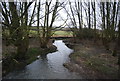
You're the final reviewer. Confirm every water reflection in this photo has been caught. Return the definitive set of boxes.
[4,40,82,79]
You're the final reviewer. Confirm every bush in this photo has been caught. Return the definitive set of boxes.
[75,28,99,39]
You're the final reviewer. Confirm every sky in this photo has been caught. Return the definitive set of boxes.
[1,0,119,29]
[30,0,103,29]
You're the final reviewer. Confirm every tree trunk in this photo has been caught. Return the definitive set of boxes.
[92,2,96,41]
[111,2,116,40]
[40,0,59,48]
[88,2,91,29]
[9,2,29,60]
[24,2,29,56]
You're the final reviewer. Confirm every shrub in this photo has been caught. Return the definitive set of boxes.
[75,28,100,39]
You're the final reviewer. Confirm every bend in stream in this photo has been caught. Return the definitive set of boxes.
[4,40,82,79]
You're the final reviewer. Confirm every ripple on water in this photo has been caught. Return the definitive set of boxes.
[4,40,82,79]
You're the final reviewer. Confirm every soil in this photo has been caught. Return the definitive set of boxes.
[2,38,56,59]
[2,37,57,76]
[63,38,119,79]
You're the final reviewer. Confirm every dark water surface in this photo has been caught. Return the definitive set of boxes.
[4,40,82,79]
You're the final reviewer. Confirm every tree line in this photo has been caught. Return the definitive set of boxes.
[1,0,120,67]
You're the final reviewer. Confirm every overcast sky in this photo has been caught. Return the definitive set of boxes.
[1,0,119,29]
[29,0,104,29]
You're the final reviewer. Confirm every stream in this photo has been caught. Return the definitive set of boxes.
[4,40,82,79]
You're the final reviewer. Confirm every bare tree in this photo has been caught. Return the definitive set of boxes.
[91,2,96,41]
[88,2,91,29]
[1,1,34,60]
[36,0,65,48]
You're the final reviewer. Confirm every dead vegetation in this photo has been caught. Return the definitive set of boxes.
[64,39,119,79]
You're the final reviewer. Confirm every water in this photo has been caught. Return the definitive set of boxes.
[4,40,82,79]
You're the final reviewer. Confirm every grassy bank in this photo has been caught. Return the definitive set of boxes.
[2,39,57,76]
[53,31,73,37]
[64,39,119,79]
[29,30,73,37]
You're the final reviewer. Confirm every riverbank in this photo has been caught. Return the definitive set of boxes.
[2,38,57,76]
[3,40,82,79]
[63,39,119,79]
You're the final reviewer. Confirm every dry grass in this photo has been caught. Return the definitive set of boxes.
[65,39,119,79]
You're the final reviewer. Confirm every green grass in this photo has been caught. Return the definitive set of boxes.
[29,30,38,37]
[53,31,73,37]
[70,47,118,78]
[85,57,118,77]
[3,29,73,37]
[29,30,73,37]
[70,50,92,61]
[26,47,57,64]
[25,48,43,64]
